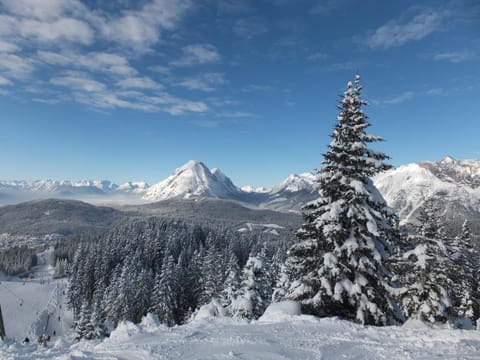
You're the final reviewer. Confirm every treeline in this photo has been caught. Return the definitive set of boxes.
[0,245,38,275]
[65,218,291,340]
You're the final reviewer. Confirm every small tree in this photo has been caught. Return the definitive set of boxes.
[280,75,401,325]
[231,255,268,319]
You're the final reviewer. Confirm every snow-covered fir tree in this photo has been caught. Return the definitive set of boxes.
[395,197,453,323]
[220,247,241,309]
[450,220,480,326]
[75,301,94,341]
[279,75,401,325]
[149,255,178,326]
[231,255,269,319]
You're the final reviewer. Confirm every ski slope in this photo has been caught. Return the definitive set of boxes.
[0,248,73,342]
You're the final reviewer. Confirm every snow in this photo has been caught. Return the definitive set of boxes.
[194,299,226,321]
[237,223,284,235]
[2,311,480,359]
[258,301,301,322]
[0,248,73,342]
[240,185,270,193]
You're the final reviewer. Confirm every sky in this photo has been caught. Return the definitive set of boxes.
[0,0,479,188]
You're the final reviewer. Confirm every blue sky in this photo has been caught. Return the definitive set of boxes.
[0,0,479,187]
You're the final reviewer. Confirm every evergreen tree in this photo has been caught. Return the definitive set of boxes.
[149,255,178,326]
[281,75,400,325]
[396,197,453,323]
[450,220,480,326]
[221,249,241,309]
[75,301,94,341]
[232,255,269,319]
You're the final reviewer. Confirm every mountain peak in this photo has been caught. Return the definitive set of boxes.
[440,155,455,164]
[143,161,240,201]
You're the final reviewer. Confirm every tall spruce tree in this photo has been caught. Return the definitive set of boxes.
[281,75,400,325]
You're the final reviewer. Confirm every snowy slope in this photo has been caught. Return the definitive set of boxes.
[1,309,480,359]
[143,160,242,201]
[0,248,73,342]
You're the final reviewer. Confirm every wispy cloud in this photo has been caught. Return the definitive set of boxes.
[432,51,472,63]
[376,87,445,106]
[383,91,415,105]
[97,0,192,52]
[0,53,34,79]
[51,73,106,93]
[364,9,446,49]
[0,40,20,53]
[1,0,86,20]
[19,18,94,44]
[37,51,137,76]
[171,44,221,67]
[116,77,163,90]
[177,73,226,92]
[0,75,12,86]
[242,84,275,92]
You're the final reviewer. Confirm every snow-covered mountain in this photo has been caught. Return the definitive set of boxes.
[2,157,480,234]
[374,156,480,234]
[0,179,149,204]
[255,173,319,212]
[142,160,242,201]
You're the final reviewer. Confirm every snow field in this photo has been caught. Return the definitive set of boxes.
[1,303,480,359]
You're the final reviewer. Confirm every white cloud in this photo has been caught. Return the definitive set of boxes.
[117,77,163,90]
[0,53,34,78]
[50,73,106,92]
[0,14,19,36]
[38,51,137,76]
[383,91,415,105]
[171,44,221,66]
[0,75,12,86]
[365,10,445,49]
[178,73,226,92]
[166,101,208,115]
[0,40,19,53]
[99,0,192,51]
[19,18,94,45]
[1,0,86,20]
[432,51,472,63]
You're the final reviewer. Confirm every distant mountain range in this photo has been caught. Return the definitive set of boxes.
[2,157,480,237]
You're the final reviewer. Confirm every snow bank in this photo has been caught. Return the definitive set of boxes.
[194,299,226,321]
[258,301,302,322]
[108,321,141,341]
